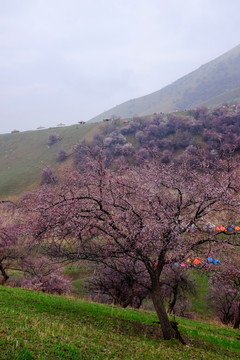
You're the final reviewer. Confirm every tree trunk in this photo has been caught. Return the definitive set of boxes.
[233,302,240,329]
[167,284,178,314]
[0,264,9,285]
[135,297,143,309]
[122,282,134,308]
[151,279,178,340]
[151,281,186,343]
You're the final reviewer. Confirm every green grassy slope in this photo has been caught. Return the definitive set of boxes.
[89,44,240,122]
[189,272,211,319]
[0,123,98,199]
[0,286,239,360]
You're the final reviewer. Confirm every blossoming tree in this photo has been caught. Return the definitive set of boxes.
[20,150,240,341]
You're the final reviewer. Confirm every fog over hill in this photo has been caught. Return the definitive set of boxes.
[89,44,240,122]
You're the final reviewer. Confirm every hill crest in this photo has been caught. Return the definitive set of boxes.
[88,44,240,122]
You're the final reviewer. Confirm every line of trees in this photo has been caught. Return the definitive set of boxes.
[73,105,240,168]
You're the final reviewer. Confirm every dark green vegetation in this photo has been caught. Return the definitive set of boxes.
[0,286,239,360]
[89,44,240,122]
[0,123,98,198]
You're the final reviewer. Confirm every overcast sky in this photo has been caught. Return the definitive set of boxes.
[0,0,240,134]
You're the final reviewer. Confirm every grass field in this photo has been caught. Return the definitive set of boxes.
[0,123,99,199]
[0,286,239,360]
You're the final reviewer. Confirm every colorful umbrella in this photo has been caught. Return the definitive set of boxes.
[193,257,202,265]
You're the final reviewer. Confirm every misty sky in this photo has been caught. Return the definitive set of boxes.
[0,0,240,134]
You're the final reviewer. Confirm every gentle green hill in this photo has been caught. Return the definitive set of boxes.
[89,44,240,122]
[0,286,239,359]
[0,123,98,199]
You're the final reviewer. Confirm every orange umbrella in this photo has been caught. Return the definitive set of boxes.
[193,257,202,265]
[216,225,226,231]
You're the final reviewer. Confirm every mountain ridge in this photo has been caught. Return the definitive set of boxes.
[88,44,240,122]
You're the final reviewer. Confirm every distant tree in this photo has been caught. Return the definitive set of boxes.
[0,207,38,287]
[190,106,209,120]
[0,198,32,286]
[0,202,72,294]
[40,166,57,185]
[134,147,151,165]
[135,130,145,145]
[121,143,134,157]
[207,278,237,325]
[207,264,240,328]
[161,267,196,316]
[19,255,72,295]
[147,124,160,138]
[103,131,127,148]
[91,258,150,308]
[120,126,133,136]
[57,149,68,162]
[0,222,19,285]
[161,150,172,164]
[47,133,59,146]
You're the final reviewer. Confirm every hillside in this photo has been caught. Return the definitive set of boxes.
[0,123,98,199]
[1,104,240,199]
[0,286,239,359]
[88,44,240,122]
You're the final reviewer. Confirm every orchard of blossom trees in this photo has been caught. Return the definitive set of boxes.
[1,106,240,342]
[73,104,240,168]
[18,146,240,341]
